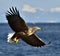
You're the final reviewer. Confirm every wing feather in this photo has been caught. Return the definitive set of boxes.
[15,33,46,47]
[9,32,46,47]
[21,34,46,47]
[6,7,28,32]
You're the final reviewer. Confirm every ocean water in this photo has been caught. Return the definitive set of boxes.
[0,23,60,56]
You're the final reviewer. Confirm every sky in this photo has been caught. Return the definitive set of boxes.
[0,0,60,23]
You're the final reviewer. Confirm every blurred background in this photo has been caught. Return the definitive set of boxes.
[0,0,60,23]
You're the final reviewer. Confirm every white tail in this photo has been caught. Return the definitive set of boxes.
[7,32,15,43]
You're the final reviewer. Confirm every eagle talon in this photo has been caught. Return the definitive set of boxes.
[13,37,19,43]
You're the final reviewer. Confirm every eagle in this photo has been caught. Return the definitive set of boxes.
[6,7,46,47]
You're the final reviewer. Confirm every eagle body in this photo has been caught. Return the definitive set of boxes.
[6,7,46,47]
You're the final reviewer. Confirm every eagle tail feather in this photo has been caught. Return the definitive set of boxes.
[7,32,15,43]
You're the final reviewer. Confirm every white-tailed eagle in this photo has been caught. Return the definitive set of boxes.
[6,7,46,47]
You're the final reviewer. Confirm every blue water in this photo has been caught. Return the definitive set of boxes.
[0,23,60,56]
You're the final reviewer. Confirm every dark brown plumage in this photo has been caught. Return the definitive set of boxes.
[6,7,28,32]
[6,7,46,47]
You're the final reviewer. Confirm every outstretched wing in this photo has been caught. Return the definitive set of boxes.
[12,33,46,47]
[6,7,28,32]
[8,32,46,47]
[21,34,46,47]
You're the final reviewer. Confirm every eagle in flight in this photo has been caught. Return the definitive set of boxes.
[6,7,46,47]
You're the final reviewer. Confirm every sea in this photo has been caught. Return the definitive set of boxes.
[0,23,60,56]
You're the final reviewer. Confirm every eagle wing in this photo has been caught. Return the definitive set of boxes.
[6,7,28,32]
[21,34,46,47]
[10,33,46,47]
